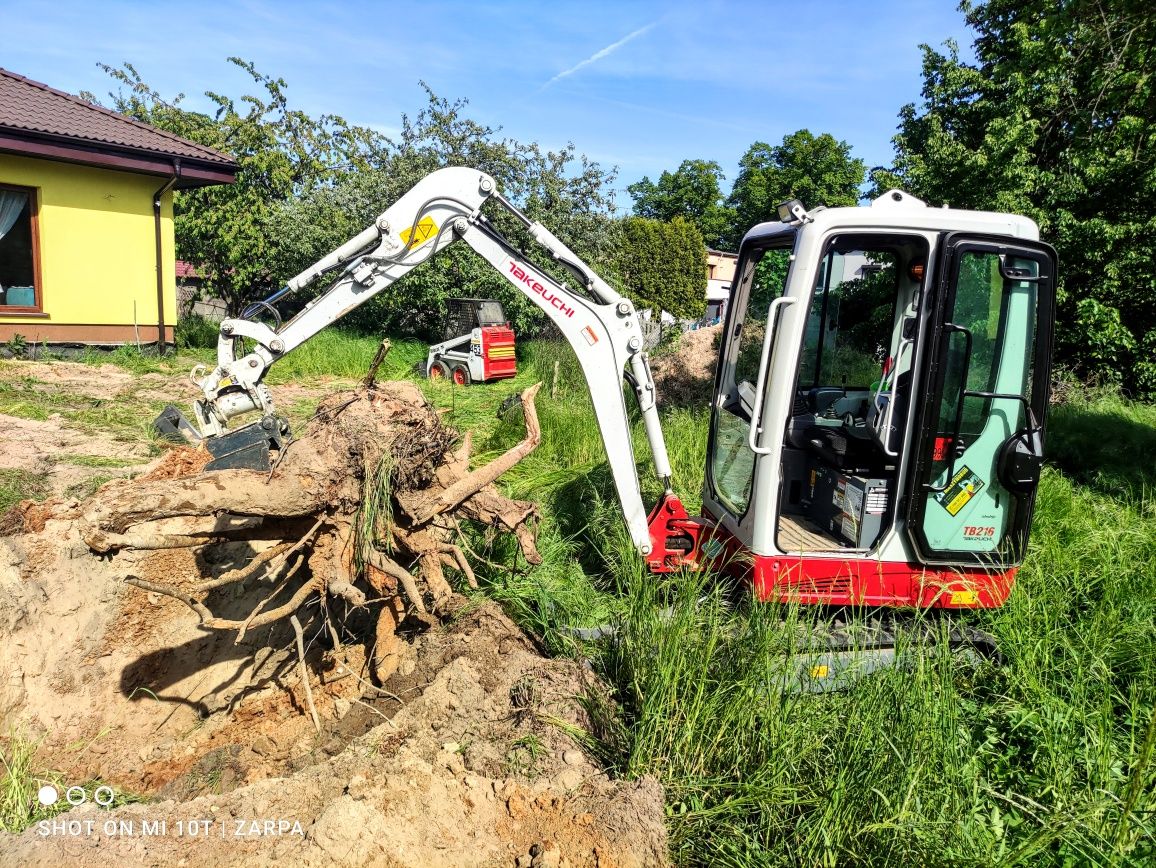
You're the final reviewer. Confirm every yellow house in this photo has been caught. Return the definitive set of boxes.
[0,68,236,346]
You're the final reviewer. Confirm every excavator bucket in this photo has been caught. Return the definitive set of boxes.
[200,418,286,471]
[153,405,202,445]
[153,406,288,472]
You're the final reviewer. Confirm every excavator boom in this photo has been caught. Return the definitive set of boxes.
[170,167,698,566]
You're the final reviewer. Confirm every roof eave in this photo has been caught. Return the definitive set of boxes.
[0,129,236,187]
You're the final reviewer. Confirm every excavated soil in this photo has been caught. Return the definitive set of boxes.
[0,361,668,867]
[649,325,721,408]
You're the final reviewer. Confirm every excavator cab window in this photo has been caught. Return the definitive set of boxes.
[906,237,1055,565]
[776,233,930,554]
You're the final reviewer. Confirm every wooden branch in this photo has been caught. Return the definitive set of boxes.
[291,615,321,734]
[93,526,262,552]
[124,575,214,623]
[458,490,542,565]
[222,573,318,633]
[196,541,292,591]
[362,338,392,388]
[439,543,477,588]
[327,580,367,607]
[236,554,305,644]
[420,551,453,606]
[399,383,542,525]
[198,515,324,592]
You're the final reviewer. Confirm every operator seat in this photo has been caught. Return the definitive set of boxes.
[803,421,878,471]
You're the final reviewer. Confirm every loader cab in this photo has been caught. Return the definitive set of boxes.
[704,193,1056,607]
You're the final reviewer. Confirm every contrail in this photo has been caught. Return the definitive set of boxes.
[541,21,658,89]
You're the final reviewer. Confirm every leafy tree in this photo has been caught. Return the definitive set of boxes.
[89,59,385,317]
[627,159,735,249]
[270,87,623,339]
[726,130,865,247]
[884,0,1156,391]
[615,216,707,319]
[93,65,623,340]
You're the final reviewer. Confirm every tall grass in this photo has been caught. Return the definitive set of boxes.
[0,734,65,833]
[491,344,1156,865]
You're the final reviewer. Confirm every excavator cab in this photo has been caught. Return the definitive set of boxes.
[704,191,1056,609]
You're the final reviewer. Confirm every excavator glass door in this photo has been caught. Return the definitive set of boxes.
[905,234,1055,566]
[708,240,794,517]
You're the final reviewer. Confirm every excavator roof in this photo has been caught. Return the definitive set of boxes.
[741,189,1040,249]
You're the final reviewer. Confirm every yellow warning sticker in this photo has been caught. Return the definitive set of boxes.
[399,216,438,247]
[810,664,830,679]
[950,590,979,606]
[934,465,985,517]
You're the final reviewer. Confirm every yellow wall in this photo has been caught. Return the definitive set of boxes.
[0,153,175,341]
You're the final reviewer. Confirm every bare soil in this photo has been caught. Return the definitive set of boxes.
[649,326,721,408]
[0,361,667,867]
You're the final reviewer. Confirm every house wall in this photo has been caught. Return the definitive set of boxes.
[0,153,175,343]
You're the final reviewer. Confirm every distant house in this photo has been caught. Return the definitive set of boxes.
[705,249,737,324]
[0,68,236,346]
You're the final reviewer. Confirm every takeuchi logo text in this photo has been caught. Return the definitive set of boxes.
[507,261,575,318]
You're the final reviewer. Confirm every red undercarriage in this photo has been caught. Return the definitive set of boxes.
[645,494,1015,609]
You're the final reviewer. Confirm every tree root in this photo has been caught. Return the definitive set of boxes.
[89,376,544,730]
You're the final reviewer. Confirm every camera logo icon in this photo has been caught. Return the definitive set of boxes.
[37,785,115,807]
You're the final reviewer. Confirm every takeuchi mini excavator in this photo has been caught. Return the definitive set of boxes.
[173,167,1055,629]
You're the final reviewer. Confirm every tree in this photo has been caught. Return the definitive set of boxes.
[615,216,707,319]
[627,159,735,249]
[270,87,623,339]
[885,0,1156,391]
[726,131,865,247]
[90,59,385,317]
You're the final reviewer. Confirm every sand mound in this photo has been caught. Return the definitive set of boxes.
[0,451,667,866]
[649,326,721,408]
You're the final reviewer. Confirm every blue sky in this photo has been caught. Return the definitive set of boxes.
[0,0,975,206]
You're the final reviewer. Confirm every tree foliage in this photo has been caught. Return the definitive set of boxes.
[626,159,735,249]
[726,131,865,247]
[270,86,623,339]
[92,64,624,339]
[885,0,1156,392]
[615,216,708,320]
[90,58,384,317]
[629,132,865,251]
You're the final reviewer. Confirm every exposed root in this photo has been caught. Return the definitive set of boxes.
[76,377,543,730]
[291,614,321,734]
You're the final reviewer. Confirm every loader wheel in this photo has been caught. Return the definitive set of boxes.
[451,365,472,386]
[429,360,450,380]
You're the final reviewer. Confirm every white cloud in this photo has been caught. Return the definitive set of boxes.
[540,20,658,90]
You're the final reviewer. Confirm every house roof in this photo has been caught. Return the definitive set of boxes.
[0,68,236,188]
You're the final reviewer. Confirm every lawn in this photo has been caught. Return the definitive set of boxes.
[1,334,1153,865]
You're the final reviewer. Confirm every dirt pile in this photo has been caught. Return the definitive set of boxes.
[0,379,668,866]
[649,325,721,408]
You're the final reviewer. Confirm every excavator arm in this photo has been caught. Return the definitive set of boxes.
[180,167,700,568]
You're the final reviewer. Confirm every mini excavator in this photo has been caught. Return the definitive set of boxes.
[158,167,1056,685]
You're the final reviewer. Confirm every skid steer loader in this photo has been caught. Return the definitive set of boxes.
[425,297,517,385]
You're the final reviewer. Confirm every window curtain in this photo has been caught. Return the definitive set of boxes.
[0,190,27,241]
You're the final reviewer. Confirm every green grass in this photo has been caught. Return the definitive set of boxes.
[4,328,1153,863]
[0,469,49,514]
[440,342,1156,865]
[0,734,66,833]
